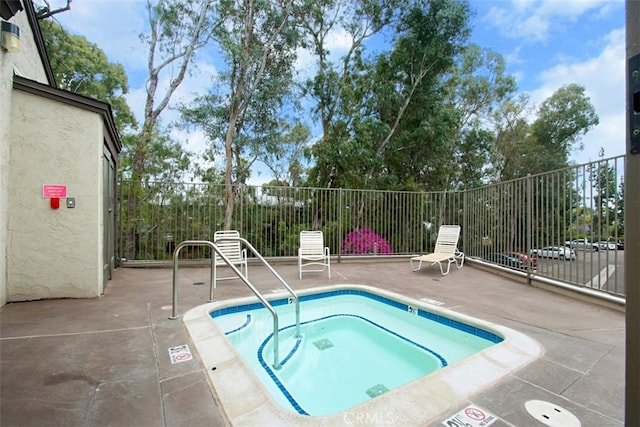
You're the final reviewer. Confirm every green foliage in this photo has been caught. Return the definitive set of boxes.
[490,94,535,181]
[305,0,472,191]
[448,44,517,129]
[302,0,399,189]
[181,0,307,229]
[533,84,599,152]
[454,128,494,189]
[489,85,598,182]
[119,127,192,182]
[589,155,624,238]
[40,19,136,132]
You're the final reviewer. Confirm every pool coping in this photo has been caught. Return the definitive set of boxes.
[183,284,543,426]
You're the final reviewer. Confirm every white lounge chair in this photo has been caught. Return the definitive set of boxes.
[410,225,464,275]
[214,230,248,282]
[298,230,331,279]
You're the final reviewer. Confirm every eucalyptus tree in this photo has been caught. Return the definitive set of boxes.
[589,149,623,238]
[489,85,599,250]
[261,121,311,186]
[301,0,399,189]
[39,19,136,132]
[489,94,535,181]
[122,0,223,259]
[119,128,192,183]
[368,0,472,241]
[445,45,517,188]
[530,83,599,172]
[134,0,223,181]
[454,128,494,189]
[182,0,306,230]
[118,129,194,260]
[303,0,472,191]
[491,84,599,181]
[364,0,471,190]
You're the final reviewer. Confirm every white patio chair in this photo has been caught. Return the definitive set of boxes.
[298,230,331,279]
[214,230,248,282]
[410,225,464,275]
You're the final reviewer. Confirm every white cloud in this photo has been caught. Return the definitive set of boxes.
[170,127,208,156]
[536,0,622,18]
[483,0,622,42]
[571,112,625,164]
[294,26,354,79]
[48,0,149,72]
[526,28,625,162]
[325,27,353,51]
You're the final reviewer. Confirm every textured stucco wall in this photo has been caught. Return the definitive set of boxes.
[7,90,104,301]
[1,6,50,306]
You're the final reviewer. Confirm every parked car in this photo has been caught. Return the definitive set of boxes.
[564,239,599,251]
[505,251,537,269]
[595,241,617,250]
[484,253,525,269]
[531,246,576,260]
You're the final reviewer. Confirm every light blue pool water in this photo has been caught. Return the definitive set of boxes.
[211,289,503,416]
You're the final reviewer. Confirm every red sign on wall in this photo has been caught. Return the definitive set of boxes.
[42,185,67,198]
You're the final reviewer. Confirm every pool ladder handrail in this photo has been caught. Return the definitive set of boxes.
[216,236,301,339]
[169,239,300,370]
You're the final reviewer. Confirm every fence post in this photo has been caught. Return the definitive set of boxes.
[117,179,123,265]
[526,174,533,284]
[462,190,468,256]
[338,188,343,262]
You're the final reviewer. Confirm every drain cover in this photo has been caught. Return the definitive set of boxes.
[192,281,206,286]
[313,338,334,350]
[524,400,580,427]
[366,384,389,398]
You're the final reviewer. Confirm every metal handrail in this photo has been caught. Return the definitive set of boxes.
[216,236,301,338]
[169,240,283,369]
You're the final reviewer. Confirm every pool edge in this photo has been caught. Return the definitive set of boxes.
[182,284,543,426]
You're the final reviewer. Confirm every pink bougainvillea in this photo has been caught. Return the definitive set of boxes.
[341,227,393,255]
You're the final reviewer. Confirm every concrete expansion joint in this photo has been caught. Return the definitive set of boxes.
[160,369,205,386]
[161,375,207,397]
[0,325,151,340]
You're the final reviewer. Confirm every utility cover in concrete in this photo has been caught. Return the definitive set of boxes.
[524,400,580,427]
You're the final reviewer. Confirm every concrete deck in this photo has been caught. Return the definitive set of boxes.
[0,260,625,426]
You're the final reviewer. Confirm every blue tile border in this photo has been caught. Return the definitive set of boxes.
[257,335,310,416]
[279,337,302,366]
[214,288,504,416]
[223,314,251,335]
[256,313,447,416]
[212,289,503,344]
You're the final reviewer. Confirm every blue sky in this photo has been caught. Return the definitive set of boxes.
[43,0,627,184]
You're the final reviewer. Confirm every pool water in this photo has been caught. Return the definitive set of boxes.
[211,290,502,416]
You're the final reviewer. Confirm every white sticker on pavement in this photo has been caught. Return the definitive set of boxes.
[169,344,193,364]
[443,405,497,427]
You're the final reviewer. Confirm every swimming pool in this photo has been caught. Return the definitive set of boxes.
[184,285,541,425]
[211,290,502,416]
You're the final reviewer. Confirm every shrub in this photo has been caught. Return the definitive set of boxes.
[341,227,393,255]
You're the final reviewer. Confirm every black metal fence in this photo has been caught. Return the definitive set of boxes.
[119,155,625,297]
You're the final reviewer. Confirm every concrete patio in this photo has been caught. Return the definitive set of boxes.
[0,259,625,426]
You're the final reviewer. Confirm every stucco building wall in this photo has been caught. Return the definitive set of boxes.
[1,5,50,305]
[6,90,105,300]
